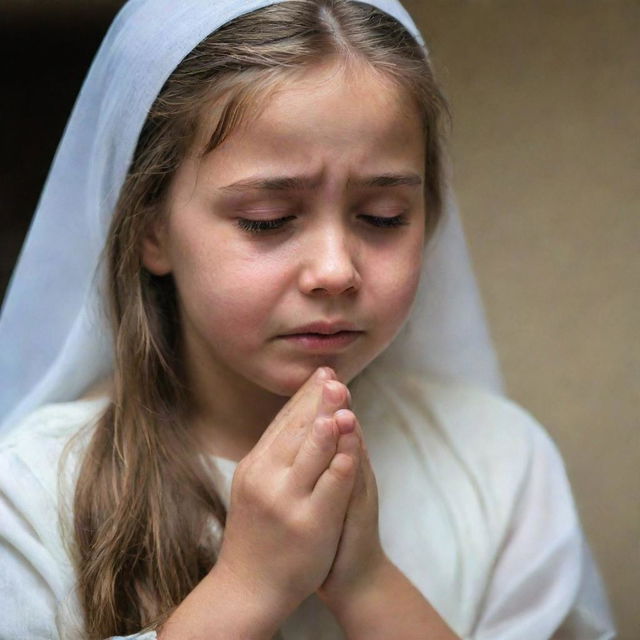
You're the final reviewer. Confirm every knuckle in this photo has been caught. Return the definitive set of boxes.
[234,463,265,500]
[331,455,354,480]
[329,466,347,482]
[303,440,328,464]
[283,509,313,541]
[311,419,333,447]
[299,432,332,465]
[258,492,282,520]
[236,472,283,517]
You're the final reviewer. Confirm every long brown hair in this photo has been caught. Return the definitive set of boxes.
[70,1,449,636]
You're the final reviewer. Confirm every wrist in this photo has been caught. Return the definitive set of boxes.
[207,560,296,635]
[320,558,459,640]
[318,552,392,622]
[159,560,294,640]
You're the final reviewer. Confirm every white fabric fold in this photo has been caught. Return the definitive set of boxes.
[0,373,615,638]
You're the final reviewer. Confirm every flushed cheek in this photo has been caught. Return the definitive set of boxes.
[191,262,286,341]
[370,256,423,337]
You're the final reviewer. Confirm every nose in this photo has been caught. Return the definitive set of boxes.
[298,224,362,296]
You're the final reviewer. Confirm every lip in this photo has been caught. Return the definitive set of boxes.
[281,320,360,336]
[280,331,362,351]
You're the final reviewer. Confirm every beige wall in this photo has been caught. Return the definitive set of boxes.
[403,1,639,637]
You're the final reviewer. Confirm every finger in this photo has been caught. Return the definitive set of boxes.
[289,416,339,494]
[268,378,350,467]
[311,431,360,519]
[316,380,351,419]
[334,410,368,499]
[253,367,333,456]
[333,408,357,435]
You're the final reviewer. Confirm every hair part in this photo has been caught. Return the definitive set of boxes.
[70,1,449,636]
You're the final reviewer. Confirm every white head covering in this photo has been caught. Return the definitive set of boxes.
[0,0,503,433]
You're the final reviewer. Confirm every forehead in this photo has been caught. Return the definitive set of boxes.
[189,61,425,186]
[259,60,420,131]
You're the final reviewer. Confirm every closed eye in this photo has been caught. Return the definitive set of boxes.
[235,213,409,234]
[360,214,409,228]
[236,216,296,233]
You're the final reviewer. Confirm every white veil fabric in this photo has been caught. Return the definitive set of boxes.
[0,0,503,434]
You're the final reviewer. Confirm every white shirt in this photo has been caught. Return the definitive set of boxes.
[0,369,616,639]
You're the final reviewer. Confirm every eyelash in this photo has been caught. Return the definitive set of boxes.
[237,216,296,233]
[236,214,409,234]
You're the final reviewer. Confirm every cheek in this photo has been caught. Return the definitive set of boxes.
[173,241,289,336]
[369,240,424,327]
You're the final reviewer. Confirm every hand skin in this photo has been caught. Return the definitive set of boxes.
[325,556,461,640]
[159,367,358,639]
[159,369,458,639]
[317,409,461,640]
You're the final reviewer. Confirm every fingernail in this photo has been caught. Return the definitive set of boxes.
[325,380,345,403]
[334,409,355,434]
[317,367,333,381]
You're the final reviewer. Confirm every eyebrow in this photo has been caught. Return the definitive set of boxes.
[219,173,423,193]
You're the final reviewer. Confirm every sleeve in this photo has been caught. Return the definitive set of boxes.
[0,447,65,639]
[470,424,616,640]
[0,447,158,640]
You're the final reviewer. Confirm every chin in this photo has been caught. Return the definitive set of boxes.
[257,360,351,397]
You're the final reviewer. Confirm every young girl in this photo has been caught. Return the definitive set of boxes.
[0,0,616,638]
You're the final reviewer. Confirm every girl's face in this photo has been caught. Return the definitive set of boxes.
[143,62,427,399]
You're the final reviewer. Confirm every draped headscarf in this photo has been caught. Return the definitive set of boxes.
[0,0,503,433]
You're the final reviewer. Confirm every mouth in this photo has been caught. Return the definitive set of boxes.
[279,330,362,351]
[282,320,360,336]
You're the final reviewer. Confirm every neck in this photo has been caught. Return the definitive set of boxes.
[185,349,289,463]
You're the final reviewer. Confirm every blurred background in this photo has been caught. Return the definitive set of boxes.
[1,1,638,638]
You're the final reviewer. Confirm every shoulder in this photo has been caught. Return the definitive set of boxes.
[0,399,108,637]
[356,367,558,457]
[353,367,568,515]
[0,397,109,508]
